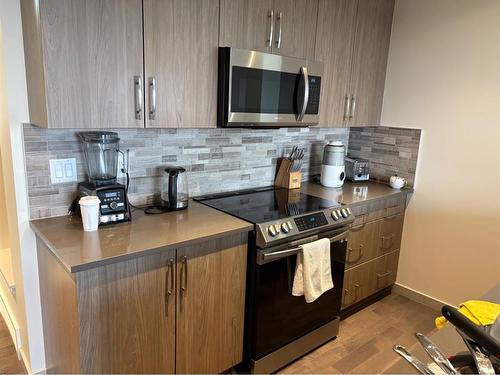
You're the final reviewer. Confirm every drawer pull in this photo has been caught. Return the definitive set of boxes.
[376,271,392,289]
[342,283,360,306]
[165,258,174,316]
[384,213,400,221]
[351,223,366,232]
[380,233,396,250]
[377,271,392,278]
[346,244,364,264]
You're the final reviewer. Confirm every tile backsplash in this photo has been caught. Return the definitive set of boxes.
[348,126,421,186]
[23,125,349,219]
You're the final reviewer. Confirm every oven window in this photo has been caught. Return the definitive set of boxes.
[231,66,299,114]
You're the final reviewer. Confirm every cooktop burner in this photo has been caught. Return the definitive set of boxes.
[196,187,340,224]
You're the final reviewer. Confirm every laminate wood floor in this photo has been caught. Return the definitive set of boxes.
[280,293,438,374]
[0,314,25,374]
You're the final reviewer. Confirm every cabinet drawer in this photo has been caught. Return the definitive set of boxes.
[368,251,399,294]
[341,262,370,309]
[346,221,377,269]
[366,195,405,222]
[376,213,404,256]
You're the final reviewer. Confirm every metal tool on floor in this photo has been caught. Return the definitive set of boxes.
[415,332,459,374]
[393,345,434,374]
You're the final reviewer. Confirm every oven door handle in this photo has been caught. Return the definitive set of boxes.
[260,230,349,263]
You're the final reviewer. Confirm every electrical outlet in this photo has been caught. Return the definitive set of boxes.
[49,158,77,184]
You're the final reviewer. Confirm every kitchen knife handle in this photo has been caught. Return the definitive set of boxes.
[442,305,500,358]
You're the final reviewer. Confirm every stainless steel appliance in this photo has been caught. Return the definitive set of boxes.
[196,187,354,373]
[161,167,188,210]
[345,156,370,181]
[320,141,346,188]
[218,47,323,127]
[78,132,130,224]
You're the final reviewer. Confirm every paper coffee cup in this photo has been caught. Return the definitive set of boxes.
[79,196,101,232]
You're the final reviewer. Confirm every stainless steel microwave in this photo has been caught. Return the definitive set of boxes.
[217,47,323,127]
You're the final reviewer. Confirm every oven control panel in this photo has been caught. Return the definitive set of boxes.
[256,207,354,248]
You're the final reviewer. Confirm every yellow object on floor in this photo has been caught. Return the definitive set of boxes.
[435,300,500,329]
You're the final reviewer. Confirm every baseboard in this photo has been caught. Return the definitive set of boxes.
[392,283,456,311]
[0,291,21,359]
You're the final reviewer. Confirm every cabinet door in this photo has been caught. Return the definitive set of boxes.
[77,250,176,373]
[143,0,219,128]
[368,251,399,294]
[176,233,247,373]
[342,262,370,309]
[376,213,404,256]
[346,220,377,269]
[40,0,144,128]
[348,0,394,126]
[219,0,274,53]
[314,0,358,127]
[272,0,318,59]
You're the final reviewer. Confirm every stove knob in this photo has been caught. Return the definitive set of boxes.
[336,209,342,218]
[109,201,118,210]
[331,211,339,221]
[346,207,352,215]
[268,225,278,237]
[281,222,290,233]
[341,208,349,218]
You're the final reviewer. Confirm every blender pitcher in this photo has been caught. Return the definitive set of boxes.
[79,132,127,186]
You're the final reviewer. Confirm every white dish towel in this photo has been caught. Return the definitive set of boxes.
[292,238,334,303]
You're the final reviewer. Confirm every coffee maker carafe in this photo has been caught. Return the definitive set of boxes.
[162,167,188,210]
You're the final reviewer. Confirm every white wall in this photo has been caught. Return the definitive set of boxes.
[0,0,45,371]
[382,0,500,305]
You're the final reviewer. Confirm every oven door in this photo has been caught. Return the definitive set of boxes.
[218,47,323,127]
[248,227,348,361]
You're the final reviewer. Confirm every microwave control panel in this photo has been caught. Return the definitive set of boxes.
[306,76,321,114]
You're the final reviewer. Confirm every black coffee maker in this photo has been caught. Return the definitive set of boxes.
[161,167,188,210]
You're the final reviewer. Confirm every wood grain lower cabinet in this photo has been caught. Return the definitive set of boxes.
[176,235,247,374]
[346,221,377,269]
[342,262,370,309]
[376,213,404,256]
[369,250,399,293]
[37,233,248,374]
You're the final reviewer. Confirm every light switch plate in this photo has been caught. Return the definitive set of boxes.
[49,158,77,184]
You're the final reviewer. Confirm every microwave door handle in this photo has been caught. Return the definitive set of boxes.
[297,67,309,121]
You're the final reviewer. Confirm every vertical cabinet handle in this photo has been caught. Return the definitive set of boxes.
[180,255,188,293]
[346,244,364,264]
[266,9,274,47]
[134,76,143,120]
[165,258,174,316]
[343,94,351,121]
[349,95,356,120]
[148,77,156,120]
[275,12,283,48]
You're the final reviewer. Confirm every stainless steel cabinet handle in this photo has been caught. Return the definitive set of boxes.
[349,94,356,120]
[380,233,396,250]
[134,76,143,120]
[377,271,392,278]
[346,244,363,264]
[165,258,174,316]
[148,77,156,120]
[266,9,274,47]
[296,66,309,121]
[181,255,188,293]
[343,94,350,121]
[275,12,282,48]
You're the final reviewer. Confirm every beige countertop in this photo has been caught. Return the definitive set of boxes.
[301,181,413,206]
[31,200,253,273]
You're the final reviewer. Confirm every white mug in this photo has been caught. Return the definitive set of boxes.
[389,175,406,189]
[79,196,101,231]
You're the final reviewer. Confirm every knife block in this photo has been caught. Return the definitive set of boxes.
[275,158,302,189]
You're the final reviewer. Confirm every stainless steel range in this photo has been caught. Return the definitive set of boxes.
[196,187,354,373]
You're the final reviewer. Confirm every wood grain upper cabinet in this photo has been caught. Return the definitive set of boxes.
[176,233,247,373]
[143,0,219,128]
[219,0,318,59]
[348,0,395,127]
[219,0,274,53]
[21,0,144,128]
[271,0,318,59]
[77,250,176,373]
[314,0,358,127]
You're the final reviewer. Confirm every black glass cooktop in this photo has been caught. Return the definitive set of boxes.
[196,187,340,224]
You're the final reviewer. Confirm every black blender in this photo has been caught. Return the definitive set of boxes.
[77,132,131,224]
